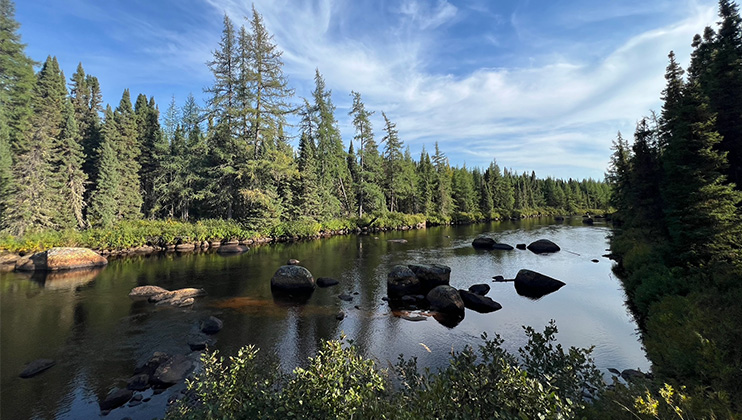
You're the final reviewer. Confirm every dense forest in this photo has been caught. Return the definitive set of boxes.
[0,1,608,242]
[606,0,742,416]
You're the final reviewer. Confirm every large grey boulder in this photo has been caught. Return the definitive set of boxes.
[387,265,421,298]
[459,290,502,313]
[16,247,108,271]
[408,264,451,289]
[514,269,566,299]
[526,239,561,254]
[426,285,465,315]
[271,265,315,293]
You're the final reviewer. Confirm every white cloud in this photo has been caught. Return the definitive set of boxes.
[191,0,718,179]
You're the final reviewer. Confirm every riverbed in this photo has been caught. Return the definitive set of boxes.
[0,218,648,419]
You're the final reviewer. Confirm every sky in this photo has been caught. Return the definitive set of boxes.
[14,0,721,180]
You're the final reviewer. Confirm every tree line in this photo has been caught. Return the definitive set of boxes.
[0,1,608,236]
[607,0,742,412]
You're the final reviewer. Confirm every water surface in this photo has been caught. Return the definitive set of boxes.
[0,218,648,419]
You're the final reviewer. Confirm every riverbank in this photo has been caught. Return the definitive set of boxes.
[0,209,607,259]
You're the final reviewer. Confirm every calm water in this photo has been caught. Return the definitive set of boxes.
[0,218,648,419]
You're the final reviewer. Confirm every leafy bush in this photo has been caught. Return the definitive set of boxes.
[167,322,604,420]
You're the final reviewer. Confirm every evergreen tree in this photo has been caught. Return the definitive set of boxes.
[113,89,142,219]
[181,93,202,135]
[4,56,66,234]
[628,117,664,230]
[606,132,632,224]
[0,0,36,151]
[295,131,321,219]
[416,148,434,215]
[662,75,742,265]
[0,113,11,223]
[244,5,294,159]
[313,70,351,217]
[349,91,383,216]
[452,165,476,213]
[88,107,120,227]
[69,63,102,197]
[381,111,405,212]
[135,94,164,217]
[58,100,87,228]
[431,142,453,216]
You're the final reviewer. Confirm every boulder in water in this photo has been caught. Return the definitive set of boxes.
[99,388,133,411]
[271,265,315,293]
[387,265,421,298]
[514,269,565,299]
[472,237,496,249]
[468,284,490,296]
[459,290,502,313]
[526,239,560,254]
[408,263,451,289]
[426,285,465,316]
[16,247,107,271]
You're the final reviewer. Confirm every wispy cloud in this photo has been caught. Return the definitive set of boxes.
[17,0,720,179]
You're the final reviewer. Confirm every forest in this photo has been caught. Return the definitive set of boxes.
[0,1,608,248]
[606,0,742,416]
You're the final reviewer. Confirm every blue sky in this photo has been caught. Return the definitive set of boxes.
[15,0,719,180]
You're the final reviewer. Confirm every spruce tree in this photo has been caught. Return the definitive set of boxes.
[661,60,742,265]
[69,63,102,196]
[313,70,351,217]
[381,111,404,212]
[58,100,87,228]
[349,91,384,216]
[89,107,120,227]
[4,56,66,234]
[135,94,164,217]
[0,0,36,150]
[0,113,11,223]
[113,89,142,219]
[432,142,453,216]
[416,148,434,214]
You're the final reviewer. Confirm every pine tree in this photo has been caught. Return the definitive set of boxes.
[205,15,238,135]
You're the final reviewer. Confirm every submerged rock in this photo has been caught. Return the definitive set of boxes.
[492,243,514,250]
[19,359,56,378]
[16,247,107,271]
[316,277,339,288]
[526,239,561,254]
[151,354,193,388]
[217,244,249,254]
[338,293,353,302]
[99,388,133,411]
[201,316,223,334]
[149,288,206,306]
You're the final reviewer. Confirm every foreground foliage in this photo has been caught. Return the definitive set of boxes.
[167,322,604,420]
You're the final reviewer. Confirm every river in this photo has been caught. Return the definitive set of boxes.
[0,218,648,419]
